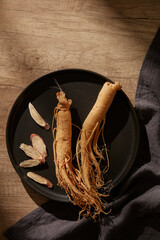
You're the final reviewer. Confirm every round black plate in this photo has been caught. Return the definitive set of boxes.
[6,69,140,202]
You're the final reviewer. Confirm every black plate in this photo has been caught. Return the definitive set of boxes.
[6,69,140,202]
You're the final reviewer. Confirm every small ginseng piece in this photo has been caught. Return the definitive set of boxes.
[28,102,50,130]
[30,133,47,158]
[20,159,41,168]
[19,143,45,164]
[27,172,53,188]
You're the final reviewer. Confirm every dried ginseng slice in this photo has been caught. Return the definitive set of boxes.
[28,102,50,130]
[30,133,47,158]
[27,172,53,188]
[20,159,41,168]
[19,143,45,164]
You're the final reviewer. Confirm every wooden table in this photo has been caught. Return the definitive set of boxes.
[0,0,160,239]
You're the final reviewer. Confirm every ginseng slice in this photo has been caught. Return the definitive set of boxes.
[19,143,45,164]
[27,172,53,188]
[20,159,41,168]
[30,134,47,158]
[28,102,50,130]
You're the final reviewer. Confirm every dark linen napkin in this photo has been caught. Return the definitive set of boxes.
[5,29,160,240]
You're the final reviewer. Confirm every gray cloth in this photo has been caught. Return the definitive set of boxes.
[5,29,160,240]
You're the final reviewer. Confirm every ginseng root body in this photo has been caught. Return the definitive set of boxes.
[53,92,74,190]
[76,81,121,197]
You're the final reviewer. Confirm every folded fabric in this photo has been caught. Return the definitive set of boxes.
[5,29,160,240]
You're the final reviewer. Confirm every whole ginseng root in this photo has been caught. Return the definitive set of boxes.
[76,82,121,210]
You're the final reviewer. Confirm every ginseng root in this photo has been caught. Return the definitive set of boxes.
[76,81,121,212]
[52,92,86,207]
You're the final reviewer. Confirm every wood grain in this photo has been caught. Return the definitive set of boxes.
[0,0,160,239]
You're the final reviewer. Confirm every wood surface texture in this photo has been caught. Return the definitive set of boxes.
[0,0,160,239]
